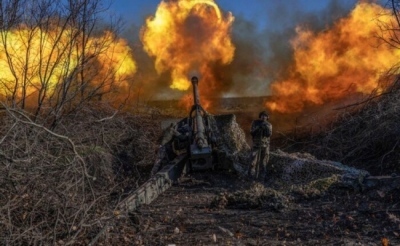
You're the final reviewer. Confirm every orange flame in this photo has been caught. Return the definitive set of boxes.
[266,2,398,113]
[0,27,136,105]
[141,0,235,109]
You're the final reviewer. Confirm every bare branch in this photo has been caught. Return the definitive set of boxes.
[2,102,95,180]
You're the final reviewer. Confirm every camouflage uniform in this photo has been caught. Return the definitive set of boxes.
[150,123,181,176]
[247,111,272,182]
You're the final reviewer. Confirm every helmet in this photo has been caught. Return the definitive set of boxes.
[259,110,269,118]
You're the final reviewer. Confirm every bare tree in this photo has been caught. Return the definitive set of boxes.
[0,0,133,128]
[375,0,400,49]
[0,1,146,244]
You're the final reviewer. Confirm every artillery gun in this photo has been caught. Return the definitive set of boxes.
[118,76,233,212]
[187,76,214,171]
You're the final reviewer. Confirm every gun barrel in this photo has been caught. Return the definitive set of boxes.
[191,76,208,148]
[189,76,213,170]
[192,76,201,106]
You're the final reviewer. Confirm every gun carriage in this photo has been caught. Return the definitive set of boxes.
[118,76,225,212]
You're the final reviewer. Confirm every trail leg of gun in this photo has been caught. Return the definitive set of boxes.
[118,154,188,212]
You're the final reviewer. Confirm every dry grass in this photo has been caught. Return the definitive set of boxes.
[278,75,400,175]
[1,73,399,243]
[0,103,162,245]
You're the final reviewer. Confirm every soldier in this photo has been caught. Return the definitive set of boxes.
[150,122,191,176]
[150,123,181,176]
[247,110,272,182]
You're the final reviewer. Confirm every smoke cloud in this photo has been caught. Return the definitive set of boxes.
[125,0,360,102]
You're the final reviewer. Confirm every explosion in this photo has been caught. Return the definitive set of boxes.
[3,1,396,116]
[141,0,235,109]
[0,27,136,107]
[266,2,399,113]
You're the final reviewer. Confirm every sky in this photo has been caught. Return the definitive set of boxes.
[104,0,390,100]
[107,0,385,30]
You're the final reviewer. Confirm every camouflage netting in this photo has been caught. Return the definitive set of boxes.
[207,113,370,190]
[208,114,250,171]
[268,150,370,186]
[209,146,372,209]
[210,182,289,210]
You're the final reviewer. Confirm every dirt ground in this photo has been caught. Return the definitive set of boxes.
[129,170,400,246]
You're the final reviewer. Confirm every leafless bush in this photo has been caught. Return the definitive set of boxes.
[280,75,400,175]
[0,103,161,245]
[273,0,400,175]
[0,0,134,129]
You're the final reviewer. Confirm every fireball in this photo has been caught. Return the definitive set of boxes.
[0,26,136,107]
[141,0,235,108]
[266,2,399,113]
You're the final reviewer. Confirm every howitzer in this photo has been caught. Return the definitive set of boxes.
[188,76,214,171]
[118,76,217,212]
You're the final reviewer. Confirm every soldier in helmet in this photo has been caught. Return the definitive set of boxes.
[247,110,272,182]
[150,123,181,176]
[150,122,191,176]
